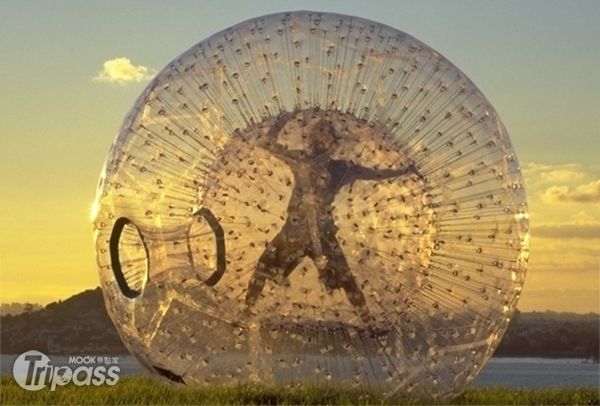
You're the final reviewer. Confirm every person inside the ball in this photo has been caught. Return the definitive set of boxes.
[244,111,424,323]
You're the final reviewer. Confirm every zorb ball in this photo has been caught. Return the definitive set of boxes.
[92,11,528,400]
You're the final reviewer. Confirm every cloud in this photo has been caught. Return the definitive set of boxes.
[522,162,586,184]
[93,57,153,84]
[518,288,599,313]
[541,179,600,204]
[533,211,600,239]
[534,223,600,239]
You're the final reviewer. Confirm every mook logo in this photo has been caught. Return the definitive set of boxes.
[12,350,120,391]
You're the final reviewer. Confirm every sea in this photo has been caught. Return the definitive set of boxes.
[2,355,598,388]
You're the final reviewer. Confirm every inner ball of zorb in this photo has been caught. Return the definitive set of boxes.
[92,11,528,399]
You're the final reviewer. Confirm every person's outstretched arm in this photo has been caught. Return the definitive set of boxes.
[348,162,425,181]
[250,112,295,159]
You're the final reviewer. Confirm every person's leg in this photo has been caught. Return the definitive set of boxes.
[245,229,304,306]
[318,238,372,323]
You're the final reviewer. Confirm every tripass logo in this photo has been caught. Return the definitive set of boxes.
[12,350,120,391]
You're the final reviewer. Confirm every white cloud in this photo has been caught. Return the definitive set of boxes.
[521,162,600,205]
[522,162,586,184]
[541,179,600,204]
[534,223,600,239]
[569,210,599,224]
[93,57,153,85]
[532,211,600,239]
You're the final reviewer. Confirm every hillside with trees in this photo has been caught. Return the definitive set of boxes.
[0,288,126,355]
[495,310,599,359]
[0,302,42,316]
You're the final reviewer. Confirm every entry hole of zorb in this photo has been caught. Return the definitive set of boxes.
[188,208,226,286]
[109,217,149,298]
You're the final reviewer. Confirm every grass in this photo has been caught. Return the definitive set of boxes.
[1,375,598,405]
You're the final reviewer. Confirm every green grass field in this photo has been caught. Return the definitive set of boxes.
[1,375,598,405]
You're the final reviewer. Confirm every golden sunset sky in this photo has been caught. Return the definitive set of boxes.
[1,0,598,312]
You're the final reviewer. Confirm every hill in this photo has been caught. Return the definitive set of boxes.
[1,289,598,359]
[495,310,599,359]
[0,302,43,316]
[0,288,126,354]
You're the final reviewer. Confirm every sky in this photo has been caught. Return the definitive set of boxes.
[0,0,599,312]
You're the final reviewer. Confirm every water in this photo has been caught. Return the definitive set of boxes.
[2,355,597,389]
[474,357,599,388]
